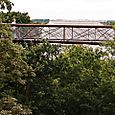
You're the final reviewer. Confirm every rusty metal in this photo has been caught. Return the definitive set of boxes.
[10,24,113,28]
[1,24,115,45]
[12,39,102,45]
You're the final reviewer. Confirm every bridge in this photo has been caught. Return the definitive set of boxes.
[8,24,115,45]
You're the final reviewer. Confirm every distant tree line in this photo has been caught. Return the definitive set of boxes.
[32,19,49,24]
[101,20,115,25]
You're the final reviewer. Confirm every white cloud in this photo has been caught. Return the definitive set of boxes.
[11,0,115,20]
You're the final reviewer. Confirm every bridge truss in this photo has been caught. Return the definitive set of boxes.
[9,24,115,44]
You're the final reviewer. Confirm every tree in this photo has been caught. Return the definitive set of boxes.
[0,0,13,11]
[0,96,32,115]
[0,22,12,39]
[21,43,115,115]
[0,0,31,24]
[0,39,35,114]
[0,11,32,23]
[0,38,115,114]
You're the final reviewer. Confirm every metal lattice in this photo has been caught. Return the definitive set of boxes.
[1,24,115,44]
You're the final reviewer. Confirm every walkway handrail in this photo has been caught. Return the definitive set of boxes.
[1,23,113,45]
[10,23,113,28]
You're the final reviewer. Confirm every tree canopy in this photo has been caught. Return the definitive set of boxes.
[0,39,115,114]
[0,0,31,24]
[0,11,32,23]
[0,0,13,11]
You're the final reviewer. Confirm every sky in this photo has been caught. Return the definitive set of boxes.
[11,0,115,20]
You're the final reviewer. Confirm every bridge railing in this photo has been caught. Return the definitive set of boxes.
[1,23,115,44]
[10,24,114,40]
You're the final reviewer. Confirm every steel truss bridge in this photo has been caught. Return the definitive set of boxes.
[9,24,115,45]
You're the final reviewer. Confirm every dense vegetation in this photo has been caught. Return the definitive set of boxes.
[0,36,115,114]
[0,11,32,23]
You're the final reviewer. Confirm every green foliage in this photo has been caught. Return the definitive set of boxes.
[0,40,34,114]
[0,38,115,115]
[0,11,32,23]
[0,23,12,38]
[22,43,115,115]
[0,96,32,115]
[0,0,13,11]
[0,0,31,24]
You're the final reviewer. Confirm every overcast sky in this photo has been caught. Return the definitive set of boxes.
[11,0,115,20]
